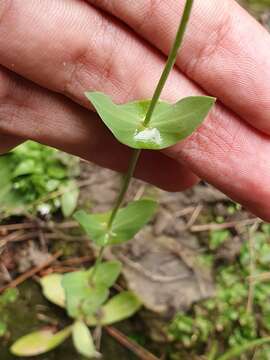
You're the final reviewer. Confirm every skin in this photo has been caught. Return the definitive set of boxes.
[0,0,270,220]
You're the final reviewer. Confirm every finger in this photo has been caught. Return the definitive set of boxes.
[87,0,270,135]
[164,106,270,221]
[0,0,198,106]
[1,0,270,219]
[0,66,199,192]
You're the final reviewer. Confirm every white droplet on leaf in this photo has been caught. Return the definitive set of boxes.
[134,128,162,145]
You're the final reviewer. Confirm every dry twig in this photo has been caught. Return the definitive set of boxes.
[191,217,262,232]
[186,204,203,229]
[0,251,62,294]
[105,326,160,360]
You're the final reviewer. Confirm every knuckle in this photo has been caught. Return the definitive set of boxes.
[63,16,133,100]
[184,4,232,77]
[62,46,90,97]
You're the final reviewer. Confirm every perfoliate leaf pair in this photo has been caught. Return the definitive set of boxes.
[74,199,157,247]
[86,92,215,150]
[10,290,141,358]
[13,261,139,358]
[62,270,109,318]
[61,261,122,318]
[40,265,142,326]
[41,262,121,319]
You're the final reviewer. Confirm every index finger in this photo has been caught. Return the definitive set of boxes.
[88,0,270,134]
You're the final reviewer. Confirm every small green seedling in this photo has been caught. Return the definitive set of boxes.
[11,261,141,357]
[11,0,215,357]
[0,141,80,217]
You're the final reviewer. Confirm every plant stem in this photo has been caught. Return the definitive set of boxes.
[107,149,141,230]
[90,0,194,275]
[90,150,141,281]
[142,0,194,127]
[89,246,105,282]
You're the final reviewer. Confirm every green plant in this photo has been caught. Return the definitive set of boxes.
[11,0,215,357]
[169,226,270,359]
[0,141,80,217]
[76,0,214,258]
[209,230,230,250]
[11,261,141,357]
[0,288,19,338]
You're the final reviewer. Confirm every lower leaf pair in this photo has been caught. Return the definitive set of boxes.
[11,261,141,358]
[74,199,158,247]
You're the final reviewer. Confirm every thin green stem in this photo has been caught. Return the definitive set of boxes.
[90,150,141,282]
[143,0,194,127]
[107,149,141,230]
[89,246,105,283]
[90,0,194,276]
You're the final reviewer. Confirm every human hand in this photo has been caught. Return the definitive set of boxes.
[0,0,270,219]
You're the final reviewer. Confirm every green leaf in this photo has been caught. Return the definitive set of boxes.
[62,271,109,318]
[209,230,230,250]
[0,156,13,189]
[61,262,121,318]
[0,321,7,337]
[13,159,36,177]
[40,274,66,308]
[74,210,110,246]
[74,211,109,247]
[72,321,99,359]
[109,200,157,244]
[62,271,89,318]
[61,181,79,217]
[1,288,19,305]
[87,292,142,326]
[0,156,25,213]
[89,261,122,288]
[10,327,72,356]
[47,165,67,179]
[74,199,157,246]
[86,92,215,150]
[81,285,109,317]
[217,337,270,360]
